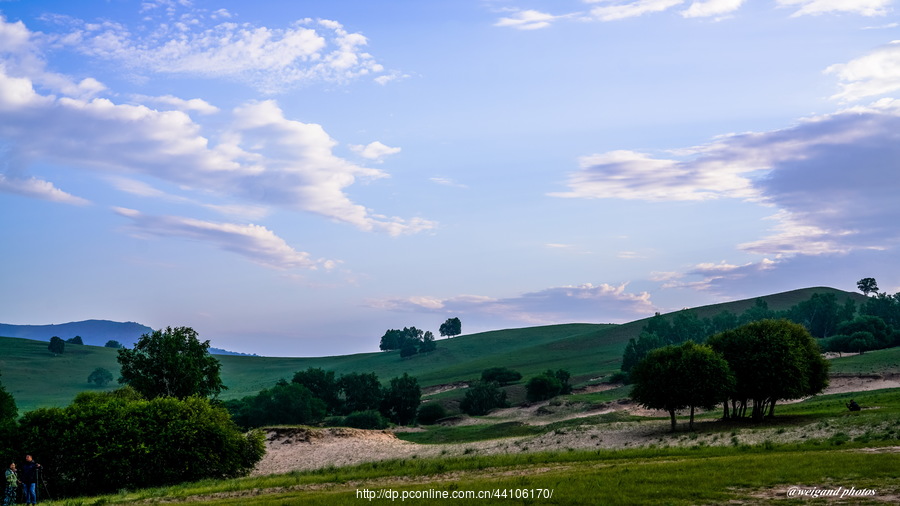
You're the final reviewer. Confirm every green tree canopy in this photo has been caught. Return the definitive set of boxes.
[48,335,65,355]
[857,277,879,296]
[339,372,382,414]
[225,382,325,429]
[708,319,828,421]
[0,371,17,461]
[88,367,114,387]
[104,340,124,349]
[18,388,264,498]
[460,381,508,416]
[292,367,341,414]
[117,326,225,399]
[439,317,461,338]
[630,341,733,431]
[66,335,84,345]
[380,373,421,425]
[481,367,522,385]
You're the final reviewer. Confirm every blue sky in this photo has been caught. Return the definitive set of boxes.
[1,0,898,357]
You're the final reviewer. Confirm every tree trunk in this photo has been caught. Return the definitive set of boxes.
[669,409,677,432]
[689,405,695,430]
[767,399,776,418]
[723,400,730,420]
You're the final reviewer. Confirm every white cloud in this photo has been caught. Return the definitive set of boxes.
[133,94,220,114]
[350,141,402,161]
[369,283,655,324]
[588,0,685,22]
[44,13,386,93]
[681,0,746,18]
[430,177,468,188]
[777,0,893,17]
[0,18,434,238]
[554,101,900,258]
[0,174,89,205]
[494,9,566,30]
[549,149,760,201]
[113,207,334,270]
[826,41,900,102]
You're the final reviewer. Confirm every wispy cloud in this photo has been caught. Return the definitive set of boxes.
[350,141,402,161]
[776,0,893,17]
[0,174,89,205]
[826,41,900,102]
[41,12,386,93]
[587,0,685,22]
[0,16,434,237]
[430,177,468,188]
[494,9,569,30]
[681,0,746,18]
[369,283,655,324]
[113,207,335,271]
[553,100,900,259]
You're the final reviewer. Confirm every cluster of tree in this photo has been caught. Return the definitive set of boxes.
[630,320,828,431]
[379,327,437,357]
[104,339,124,348]
[17,388,264,497]
[378,318,461,358]
[225,368,422,428]
[4,326,265,498]
[66,335,83,345]
[525,369,572,402]
[620,282,900,381]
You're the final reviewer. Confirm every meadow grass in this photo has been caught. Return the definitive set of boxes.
[42,440,900,505]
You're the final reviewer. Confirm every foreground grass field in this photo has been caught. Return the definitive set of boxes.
[38,388,900,505]
[39,438,900,505]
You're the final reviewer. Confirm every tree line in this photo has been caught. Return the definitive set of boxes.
[620,281,900,381]
[630,319,829,431]
[224,368,423,429]
[378,317,461,358]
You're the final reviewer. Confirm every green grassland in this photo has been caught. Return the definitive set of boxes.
[3,286,860,413]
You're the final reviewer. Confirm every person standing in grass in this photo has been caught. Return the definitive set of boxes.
[20,455,40,505]
[3,463,19,506]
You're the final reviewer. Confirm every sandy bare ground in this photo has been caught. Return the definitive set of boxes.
[251,374,900,477]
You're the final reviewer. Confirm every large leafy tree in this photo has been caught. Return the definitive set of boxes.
[117,326,225,399]
[460,381,508,416]
[338,372,382,414]
[380,373,421,425]
[48,335,65,355]
[708,319,828,421]
[292,367,341,414]
[439,317,461,338]
[630,341,733,431]
[857,277,879,296]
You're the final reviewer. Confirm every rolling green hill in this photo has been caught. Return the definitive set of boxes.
[0,286,872,413]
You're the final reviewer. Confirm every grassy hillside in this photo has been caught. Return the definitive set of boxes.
[0,286,874,413]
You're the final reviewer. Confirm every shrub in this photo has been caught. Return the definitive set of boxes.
[87,367,114,387]
[460,381,508,416]
[525,369,572,402]
[417,403,448,425]
[481,367,522,386]
[17,387,264,498]
[343,410,389,430]
[225,382,326,428]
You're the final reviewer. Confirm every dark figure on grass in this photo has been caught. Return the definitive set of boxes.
[20,456,41,505]
[847,399,861,412]
[4,463,19,506]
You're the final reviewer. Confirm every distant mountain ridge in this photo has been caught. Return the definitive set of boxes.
[0,319,253,356]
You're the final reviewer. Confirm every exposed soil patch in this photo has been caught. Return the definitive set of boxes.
[251,374,899,478]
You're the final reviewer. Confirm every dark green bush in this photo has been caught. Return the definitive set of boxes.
[417,403,448,425]
[342,410,389,429]
[17,387,264,498]
[481,367,522,385]
[460,381,508,416]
